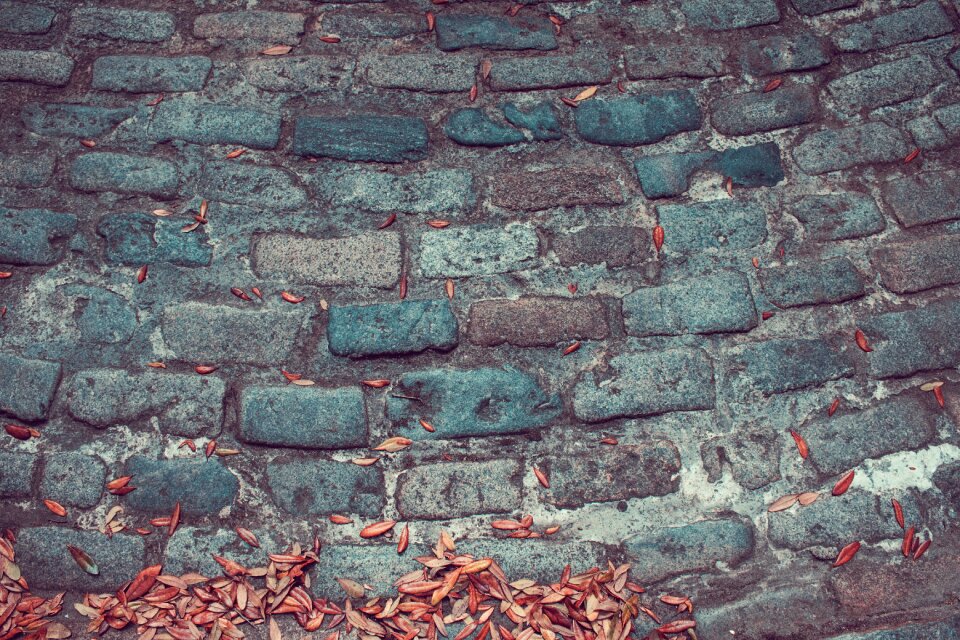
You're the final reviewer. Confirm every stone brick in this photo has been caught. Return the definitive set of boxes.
[245,56,351,93]
[239,386,366,449]
[828,619,960,640]
[0,2,55,34]
[0,451,36,498]
[193,11,305,44]
[322,11,422,38]
[161,303,309,365]
[793,123,910,175]
[790,0,857,15]
[827,55,945,114]
[0,50,73,86]
[310,169,474,215]
[702,425,781,490]
[551,226,652,268]
[253,232,401,288]
[148,100,281,150]
[501,102,561,140]
[908,103,960,150]
[711,85,819,136]
[39,452,105,508]
[575,92,701,146]
[63,285,137,345]
[681,0,780,30]
[802,395,938,476]
[164,526,286,578]
[362,54,475,92]
[66,368,226,437]
[467,297,608,347]
[17,528,146,591]
[934,462,960,509]
[723,338,853,398]
[70,8,175,42]
[656,200,767,252]
[396,459,522,520]
[488,51,614,91]
[871,234,960,294]
[544,442,681,508]
[790,193,885,242]
[623,517,755,583]
[697,587,837,639]
[572,349,715,422]
[713,142,785,189]
[623,271,757,337]
[624,44,727,79]
[91,55,211,93]
[97,212,212,267]
[419,224,539,277]
[742,33,831,75]
[466,539,610,585]
[768,490,896,549]
[267,459,384,517]
[489,167,624,211]
[832,1,953,53]
[445,109,524,147]
[21,103,134,137]
[123,456,239,515]
[859,298,960,379]
[385,367,561,440]
[634,151,714,199]
[293,115,428,162]
[0,151,53,188]
[328,299,458,357]
[0,208,77,266]
[311,544,432,596]
[759,257,865,308]
[70,152,179,198]
[435,15,556,51]
[197,161,306,209]
[0,353,61,421]
[881,170,960,228]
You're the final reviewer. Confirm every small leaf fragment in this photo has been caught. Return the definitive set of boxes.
[261,45,293,55]
[67,545,99,575]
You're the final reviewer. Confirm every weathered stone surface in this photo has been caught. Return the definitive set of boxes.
[575,92,701,146]
[768,490,896,549]
[882,170,960,228]
[623,271,757,337]
[466,539,610,585]
[22,103,134,137]
[148,100,281,149]
[860,299,960,379]
[435,15,556,51]
[624,517,754,583]
[240,386,365,450]
[17,528,146,591]
[39,452,105,508]
[267,459,384,517]
[63,285,138,345]
[711,85,818,136]
[92,55,211,93]
[759,257,865,308]
[245,56,351,92]
[634,151,714,199]
[311,169,474,215]
[908,103,960,150]
[0,2,55,34]
[724,338,853,398]
[625,44,728,79]
[197,161,305,209]
[70,8,174,42]
[827,55,945,114]
[419,224,539,277]
[832,1,953,53]
[164,526,284,578]
[323,11,422,38]
[544,442,681,508]
[70,152,179,198]
[702,425,781,490]
[489,167,624,211]
[362,54,475,92]
[742,33,831,74]
[161,303,309,365]
[253,232,401,287]
[386,367,561,440]
[0,353,61,421]
[827,619,960,640]
[713,142,785,189]
[793,123,910,174]
[311,544,431,596]
[803,395,938,476]
[790,193,885,241]
[0,208,77,266]
[328,299,458,357]
[697,586,838,639]
[0,50,73,86]
[97,212,212,267]
[66,368,225,437]
[656,200,768,251]
[396,459,522,519]
[488,51,614,91]
[501,102,562,140]
[293,115,428,162]
[445,108,524,147]
[193,11,305,44]
[681,0,780,30]
[551,226,652,267]
[0,451,36,498]
[573,349,715,422]
[123,456,239,515]
[468,297,608,347]
[934,462,960,509]
[790,0,857,15]
[871,234,960,294]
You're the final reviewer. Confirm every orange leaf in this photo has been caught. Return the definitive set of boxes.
[789,430,809,459]
[236,527,260,548]
[533,466,550,489]
[833,541,861,567]
[397,524,410,554]
[573,86,598,102]
[832,470,855,496]
[854,329,872,352]
[359,520,396,539]
[43,499,66,517]
[652,225,664,252]
[261,45,292,55]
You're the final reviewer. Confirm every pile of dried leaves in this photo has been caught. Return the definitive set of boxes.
[0,531,70,640]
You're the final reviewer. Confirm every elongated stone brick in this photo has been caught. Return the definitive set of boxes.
[489,167,624,211]
[419,224,539,277]
[488,51,614,91]
[396,459,522,519]
[881,170,960,228]
[17,528,145,591]
[0,207,77,266]
[681,0,780,30]
[0,50,73,86]
[123,456,239,515]
[22,103,134,137]
[468,297,608,347]
[711,86,818,136]
[267,460,384,517]
[575,92,701,146]
[656,200,767,251]
[758,257,865,308]
[197,161,306,209]
[435,15,556,51]
[70,8,174,42]
[293,115,428,162]
[327,299,458,357]
[362,54,476,92]
[871,234,960,294]
[92,55,211,93]
[723,338,854,398]
[245,56,351,93]
[789,193,885,242]
[70,152,179,198]
[831,1,953,53]
[0,353,61,421]
[311,169,475,215]
[793,123,910,175]
[860,299,960,378]
[240,386,366,449]
[193,11,305,43]
[148,100,281,149]
[253,232,401,288]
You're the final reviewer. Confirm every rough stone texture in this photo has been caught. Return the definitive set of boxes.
[419,224,539,277]
[827,55,946,114]
[870,234,960,294]
[656,200,768,251]
[22,103,134,137]
[0,2,55,34]
[198,161,305,209]
[742,33,831,74]
[123,456,239,515]
[501,102,562,140]
[0,451,37,498]
[92,55,212,93]
[445,109,525,147]
[758,257,866,308]
[793,123,911,175]
[16,528,146,591]
[293,115,428,162]
[881,170,960,228]
[39,452,106,508]
[575,92,702,146]
[0,353,61,421]
[97,212,212,266]
[711,86,819,136]
[0,50,73,86]
[239,385,366,449]
[267,459,384,517]
[551,226,652,267]
[149,100,281,149]
[253,232,401,287]
[768,490,898,549]
[724,338,854,398]
[860,299,960,379]
[0,207,77,265]
[311,168,474,215]
[635,143,785,198]
[681,0,781,30]
[396,459,522,519]
[193,11,305,44]
[328,299,458,357]
[245,56,351,93]
[625,44,727,79]
[435,15,556,52]
[70,8,174,42]
[490,167,624,211]
[831,1,954,53]
[467,297,609,347]
[70,152,180,198]
[790,193,886,241]
[488,51,614,91]
[362,54,476,92]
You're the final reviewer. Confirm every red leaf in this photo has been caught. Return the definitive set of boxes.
[832,470,855,496]
[833,541,861,567]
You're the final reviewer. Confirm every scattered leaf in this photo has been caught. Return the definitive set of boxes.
[419,418,436,433]
[318,35,341,43]
[573,86,598,102]
[855,329,872,352]
[261,45,293,55]
[789,430,809,459]
[43,499,67,517]
[832,470,855,496]
[768,494,799,513]
[533,466,550,489]
[281,291,305,304]
[652,225,664,252]
[136,264,148,284]
[359,519,396,538]
[798,492,819,506]
[67,545,99,575]
[195,364,218,375]
[329,514,353,524]
[763,77,783,92]
[426,11,436,31]
[828,397,841,416]
[833,541,861,567]
[397,524,410,554]
[225,148,246,159]
[892,498,905,529]
[373,436,412,452]
[236,527,260,548]
[903,148,920,164]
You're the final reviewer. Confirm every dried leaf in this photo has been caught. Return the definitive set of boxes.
[480,60,492,80]
[352,457,380,466]
[136,265,148,284]
[601,437,618,445]
[832,470,854,496]
[205,439,217,458]
[330,515,353,525]
[789,430,809,459]
[373,436,412,452]
[67,545,99,575]
[281,291,305,304]
[226,148,246,159]
[360,520,396,539]
[319,35,341,43]
[445,278,455,300]
[533,466,550,488]
[763,77,782,93]
[338,578,365,598]
[152,208,173,217]
[5,424,33,440]
[892,498,905,529]
[378,213,397,230]
[397,524,410,554]
[147,361,166,369]
[80,139,97,148]
[914,539,931,560]
[419,419,436,433]
[292,379,315,386]
[854,329,872,352]
[833,541,861,567]
[469,84,478,103]
[195,364,218,375]
[168,501,181,536]
[261,45,293,55]
[269,616,282,640]
[902,526,915,557]
[828,397,841,416]
[426,11,436,31]
[573,86,598,102]
[652,225,664,252]
[427,220,450,229]
[560,97,579,108]
[563,341,581,356]
[657,620,695,634]
[798,492,819,506]
[236,527,260,548]
[767,494,799,513]
[903,148,920,164]
[43,499,67,517]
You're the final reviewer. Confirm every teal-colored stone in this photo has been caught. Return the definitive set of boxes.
[293,115,428,162]
[711,85,818,136]
[17,528,146,591]
[92,55,211,93]
[829,619,960,640]
[124,456,239,515]
[0,451,37,498]
[0,151,54,187]
[435,15,556,52]
[860,299,960,379]
[656,200,768,252]
[445,108,524,147]
[0,50,74,86]
[239,385,366,449]
[63,285,137,344]
[634,151,713,199]
[723,338,854,397]
[714,142,785,187]
[827,55,943,115]
[70,152,179,198]
[831,1,952,53]
[681,0,780,30]
[908,103,960,151]
[39,452,106,508]
[488,51,614,91]
[310,543,431,596]
[501,102,562,140]
[22,103,134,137]
[767,491,894,549]
[0,207,77,266]
[96,212,212,266]
[575,91,701,146]
[386,367,561,440]
[69,8,175,42]
[0,2,55,34]
[882,169,960,228]
[624,518,755,582]
[0,353,61,421]
[634,143,783,198]
[419,224,539,277]
[793,123,910,175]
[742,33,831,74]
[790,193,885,241]
[308,168,475,215]
[148,99,281,149]
[790,0,857,15]
[267,459,385,516]
[466,539,610,585]
[198,161,306,209]
[759,257,865,308]
[327,299,458,357]
[164,526,286,577]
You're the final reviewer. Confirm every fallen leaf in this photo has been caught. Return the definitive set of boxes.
[562,341,581,356]
[195,364,218,375]
[652,225,664,252]
[480,59,492,79]
[226,148,246,159]
[892,498,905,529]
[832,470,855,496]
[168,502,181,536]
[5,424,33,440]
[828,397,841,416]
[768,494,799,512]
[359,520,396,539]
[833,541,861,567]
[318,35,341,43]
[363,379,390,388]
[261,45,293,55]
[763,77,783,92]
[533,466,550,489]
[573,86,598,102]
[445,278,455,300]
[373,436,412,452]
[352,457,380,466]
[854,329,872,352]
[378,213,397,229]
[903,148,920,164]
[43,499,67,517]
[902,526,915,557]
[281,291,305,304]
[397,524,410,554]
[789,430,809,459]
[419,419,436,433]
[426,11,436,31]
[329,515,353,524]
[236,527,260,548]
[136,265,148,284]
[67,545,99,575]
[798,492,819,506]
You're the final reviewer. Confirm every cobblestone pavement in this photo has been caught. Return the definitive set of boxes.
[2,0,960,637]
